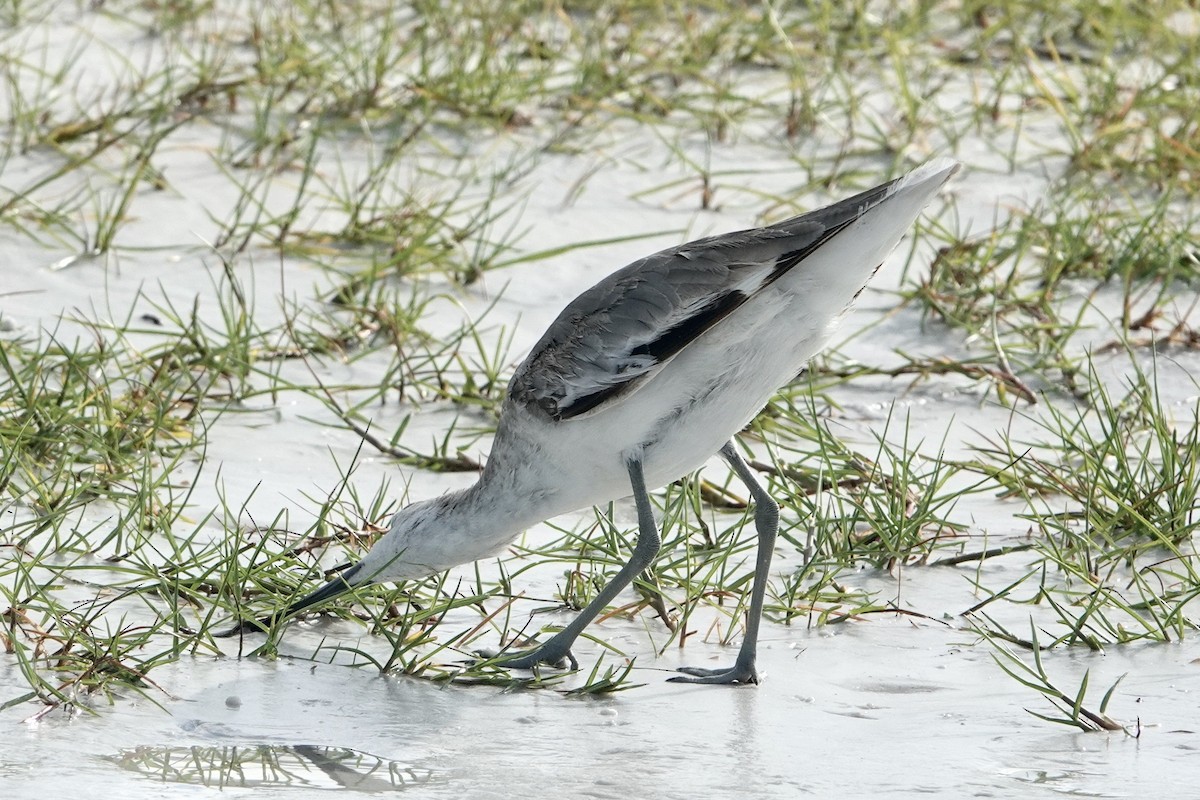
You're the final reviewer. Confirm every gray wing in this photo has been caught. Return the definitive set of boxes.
[510,177,898,420]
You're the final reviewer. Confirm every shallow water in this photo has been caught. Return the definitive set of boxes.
[4,619,1196,799]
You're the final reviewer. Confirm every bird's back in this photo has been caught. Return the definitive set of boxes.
[508,159,959,435]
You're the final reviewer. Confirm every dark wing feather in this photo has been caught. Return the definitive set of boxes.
[510,176,898,421]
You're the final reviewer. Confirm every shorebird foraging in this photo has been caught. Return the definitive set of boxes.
[252,158,960,684]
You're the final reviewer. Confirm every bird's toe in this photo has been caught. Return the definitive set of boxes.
[480,643,578,672]
[668,664,759,685]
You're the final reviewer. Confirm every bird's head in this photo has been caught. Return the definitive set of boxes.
[280,496,451,618]
[219,485,520,637]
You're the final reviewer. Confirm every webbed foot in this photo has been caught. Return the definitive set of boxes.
[478,640,579,672]
[667,662,759,685]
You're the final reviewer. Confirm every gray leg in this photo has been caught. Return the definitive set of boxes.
[498,453,662,671]
[670,440,778,685]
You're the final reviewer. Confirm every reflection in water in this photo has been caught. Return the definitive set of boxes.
[110,744,432,792]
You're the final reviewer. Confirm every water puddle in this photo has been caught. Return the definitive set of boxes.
[109,744,432,792]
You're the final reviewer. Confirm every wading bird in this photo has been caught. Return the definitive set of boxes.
[239,159,959,684]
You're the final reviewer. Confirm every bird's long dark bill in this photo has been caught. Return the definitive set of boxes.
[217,562,364,637]
[282,561,364,617]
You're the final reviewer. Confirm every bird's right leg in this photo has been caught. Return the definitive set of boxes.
[669,440,778,684]
[496,453,661,671]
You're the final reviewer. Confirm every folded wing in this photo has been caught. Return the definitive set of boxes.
[509,176,901,421]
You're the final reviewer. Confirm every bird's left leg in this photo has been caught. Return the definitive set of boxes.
[671,440,778,685]
[496,453,662,671]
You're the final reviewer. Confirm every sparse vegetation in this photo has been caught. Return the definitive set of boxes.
[2,0,1197,741]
